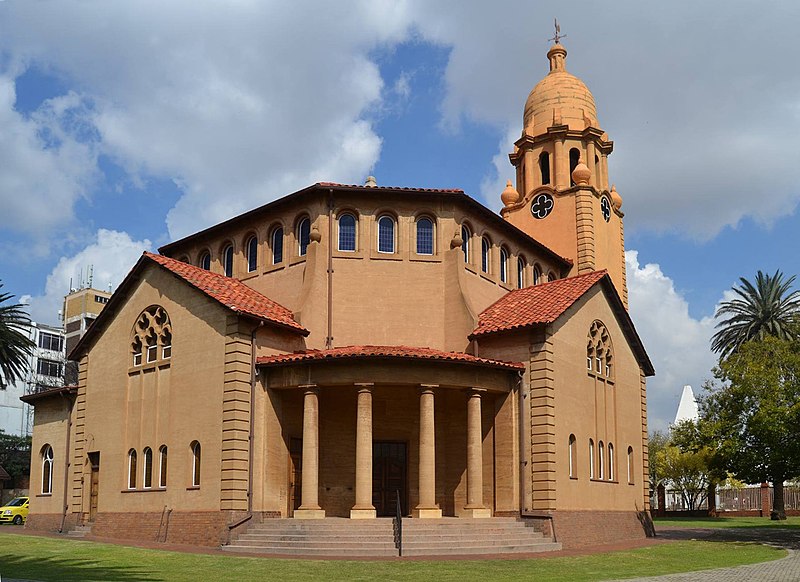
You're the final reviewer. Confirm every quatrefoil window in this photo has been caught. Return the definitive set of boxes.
[530,193,554,220]
[600,196,611,222]
[131,306,172,366]
[586,320,613,379]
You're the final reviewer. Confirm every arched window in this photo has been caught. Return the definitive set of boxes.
[416,217,434,255]
[627,446,634,484]
[132,306,172,367]
[297,217,311,256]
[587,321,614,379]
[598,441,605,480]
[481,237,490,273]
[199,251,211,271]
[271,226,284,264]
[159,445,168,488]
[177,255,190,264]
[191,441,201,487]
[499,248,509,283]
[608,443,614,481]
[569,147,580,186]
[222,244,234,277]
[568,434,576,478]
[41,445,53,494]
[533,264,542,285]
[143,447,153,489]
[517,257,526,289]
[461,225,471,263]
[539,151,551,185]
[377,215,395,253]
[246,236,258,273]
[128,449,137,489]
[338,213,357,252]
[589,439,595,479]
[547,271,556,282]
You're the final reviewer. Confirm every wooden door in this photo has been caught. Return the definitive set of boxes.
[88,452,100,522]
[372,442,407,517]
[288,438,302,517]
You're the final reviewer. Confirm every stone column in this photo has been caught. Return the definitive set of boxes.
[586,141,597,188]
[413,385,442,518]
[351,384,376,519]
[295,385,325,519]
[464,389,491,518]
[554,139,567,190]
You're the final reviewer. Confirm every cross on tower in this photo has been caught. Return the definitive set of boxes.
[548,18,566,44]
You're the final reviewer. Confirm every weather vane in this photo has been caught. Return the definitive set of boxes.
[548,18,565,44]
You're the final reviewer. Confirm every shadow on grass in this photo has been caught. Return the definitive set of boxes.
[655,517,800,530]
[0,553,161,582]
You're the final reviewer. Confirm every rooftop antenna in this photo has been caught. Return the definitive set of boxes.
[548,18,566,44]
[88,264,94,288]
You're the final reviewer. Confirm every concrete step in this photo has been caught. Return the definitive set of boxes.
[65,524,93,538]
[401,542,562,557]
[233,538,397,549]
[222,545,399,557]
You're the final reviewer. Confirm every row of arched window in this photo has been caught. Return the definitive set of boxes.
[568,435,635,484]
[461,224,556,288]
[127,441,200,490]
[335,213,435,255]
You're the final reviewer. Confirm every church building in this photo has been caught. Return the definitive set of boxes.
[23,40,654,552]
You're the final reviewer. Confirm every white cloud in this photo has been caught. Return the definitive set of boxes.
[26,229,152,325]
[626,250,719,432]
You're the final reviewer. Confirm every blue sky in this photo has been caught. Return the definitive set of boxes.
[0,1,798,431]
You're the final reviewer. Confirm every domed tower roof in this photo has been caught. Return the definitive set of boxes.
[523,43,598,135]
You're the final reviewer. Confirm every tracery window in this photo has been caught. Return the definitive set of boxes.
[587,320,614,379]
[131,306,173,367]
[338,213,357,252]
[41,445,53,494]
[416,217,434,255]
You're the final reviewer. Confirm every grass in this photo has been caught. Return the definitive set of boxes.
[0,532,786,582]
[654,516,800,529]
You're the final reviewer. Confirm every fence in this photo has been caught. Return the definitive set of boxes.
[716,485,800,513]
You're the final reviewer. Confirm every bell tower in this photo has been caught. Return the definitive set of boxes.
[500,40,628,307]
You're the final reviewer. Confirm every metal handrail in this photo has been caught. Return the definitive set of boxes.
[393,489,403,556]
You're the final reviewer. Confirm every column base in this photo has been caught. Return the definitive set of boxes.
[462,507,492,518]
[293,508,326,519]
[412,507,443,519]
[349,508,377,519]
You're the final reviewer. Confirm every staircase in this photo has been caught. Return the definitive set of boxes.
[224,517,560,557]
[64,524,93,539]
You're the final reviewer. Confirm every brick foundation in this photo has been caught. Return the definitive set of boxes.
[534,510,654,549]
[25,512,79,533]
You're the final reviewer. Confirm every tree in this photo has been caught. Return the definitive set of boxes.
[0,282,34,388]
[711,270,800,359]
[655,444,712,511]
[701,336,800,520]
[0,430,31,488]
[648,430,671,494]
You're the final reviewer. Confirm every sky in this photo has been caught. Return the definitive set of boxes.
[0,1,798,432]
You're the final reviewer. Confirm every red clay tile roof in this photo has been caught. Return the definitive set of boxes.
[256,345,524,370]
[145,253,308,335]
[317,182,465,194]
[471,270,608,338]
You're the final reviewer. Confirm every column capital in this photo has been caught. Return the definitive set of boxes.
[468,388,487,396]
[354,383,374,392]
[419,384,439,394]
[299,384,318,394]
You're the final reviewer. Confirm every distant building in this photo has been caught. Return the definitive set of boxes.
[62,287,111,356]
[673,385,699,426]
[0,322,66,436]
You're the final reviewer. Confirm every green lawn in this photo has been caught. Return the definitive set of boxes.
[654,516,800,529]
[0,533,786,582]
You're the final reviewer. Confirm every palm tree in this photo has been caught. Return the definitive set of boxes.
[711,270,800,359]
[0,282,34,388]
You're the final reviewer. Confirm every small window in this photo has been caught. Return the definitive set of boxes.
[159,445,168,488]
[199,251,211,271]
[569,147,580,186]
[627,446,634,484]
[246,236,258,273]
[271,226,284,264]
[499,248,509,283]
[416,217,434,255]
[548,271,556,282]
[533,264,542,285]
[598,441,605,480]
[608,443,614,481]
[589,439,595,479]
[568,434,576,478]
[161,329,171,360]
[37,359,62,377]
[461,225,471,263]
[143,447,153,489]
[539,151,551,185]
[297,218,311,256]
[517,258,526,289]
[481,238,490,273]
[191,441,201,487]
[132,336,143,366]
[42,445,54,494]
[38,332,63,352]
[338,213,357,252]
[128,449,137,489]
[377,215,395,253]
[222,244,234,277]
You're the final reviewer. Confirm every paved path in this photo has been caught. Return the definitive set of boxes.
[615,527,800,581]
